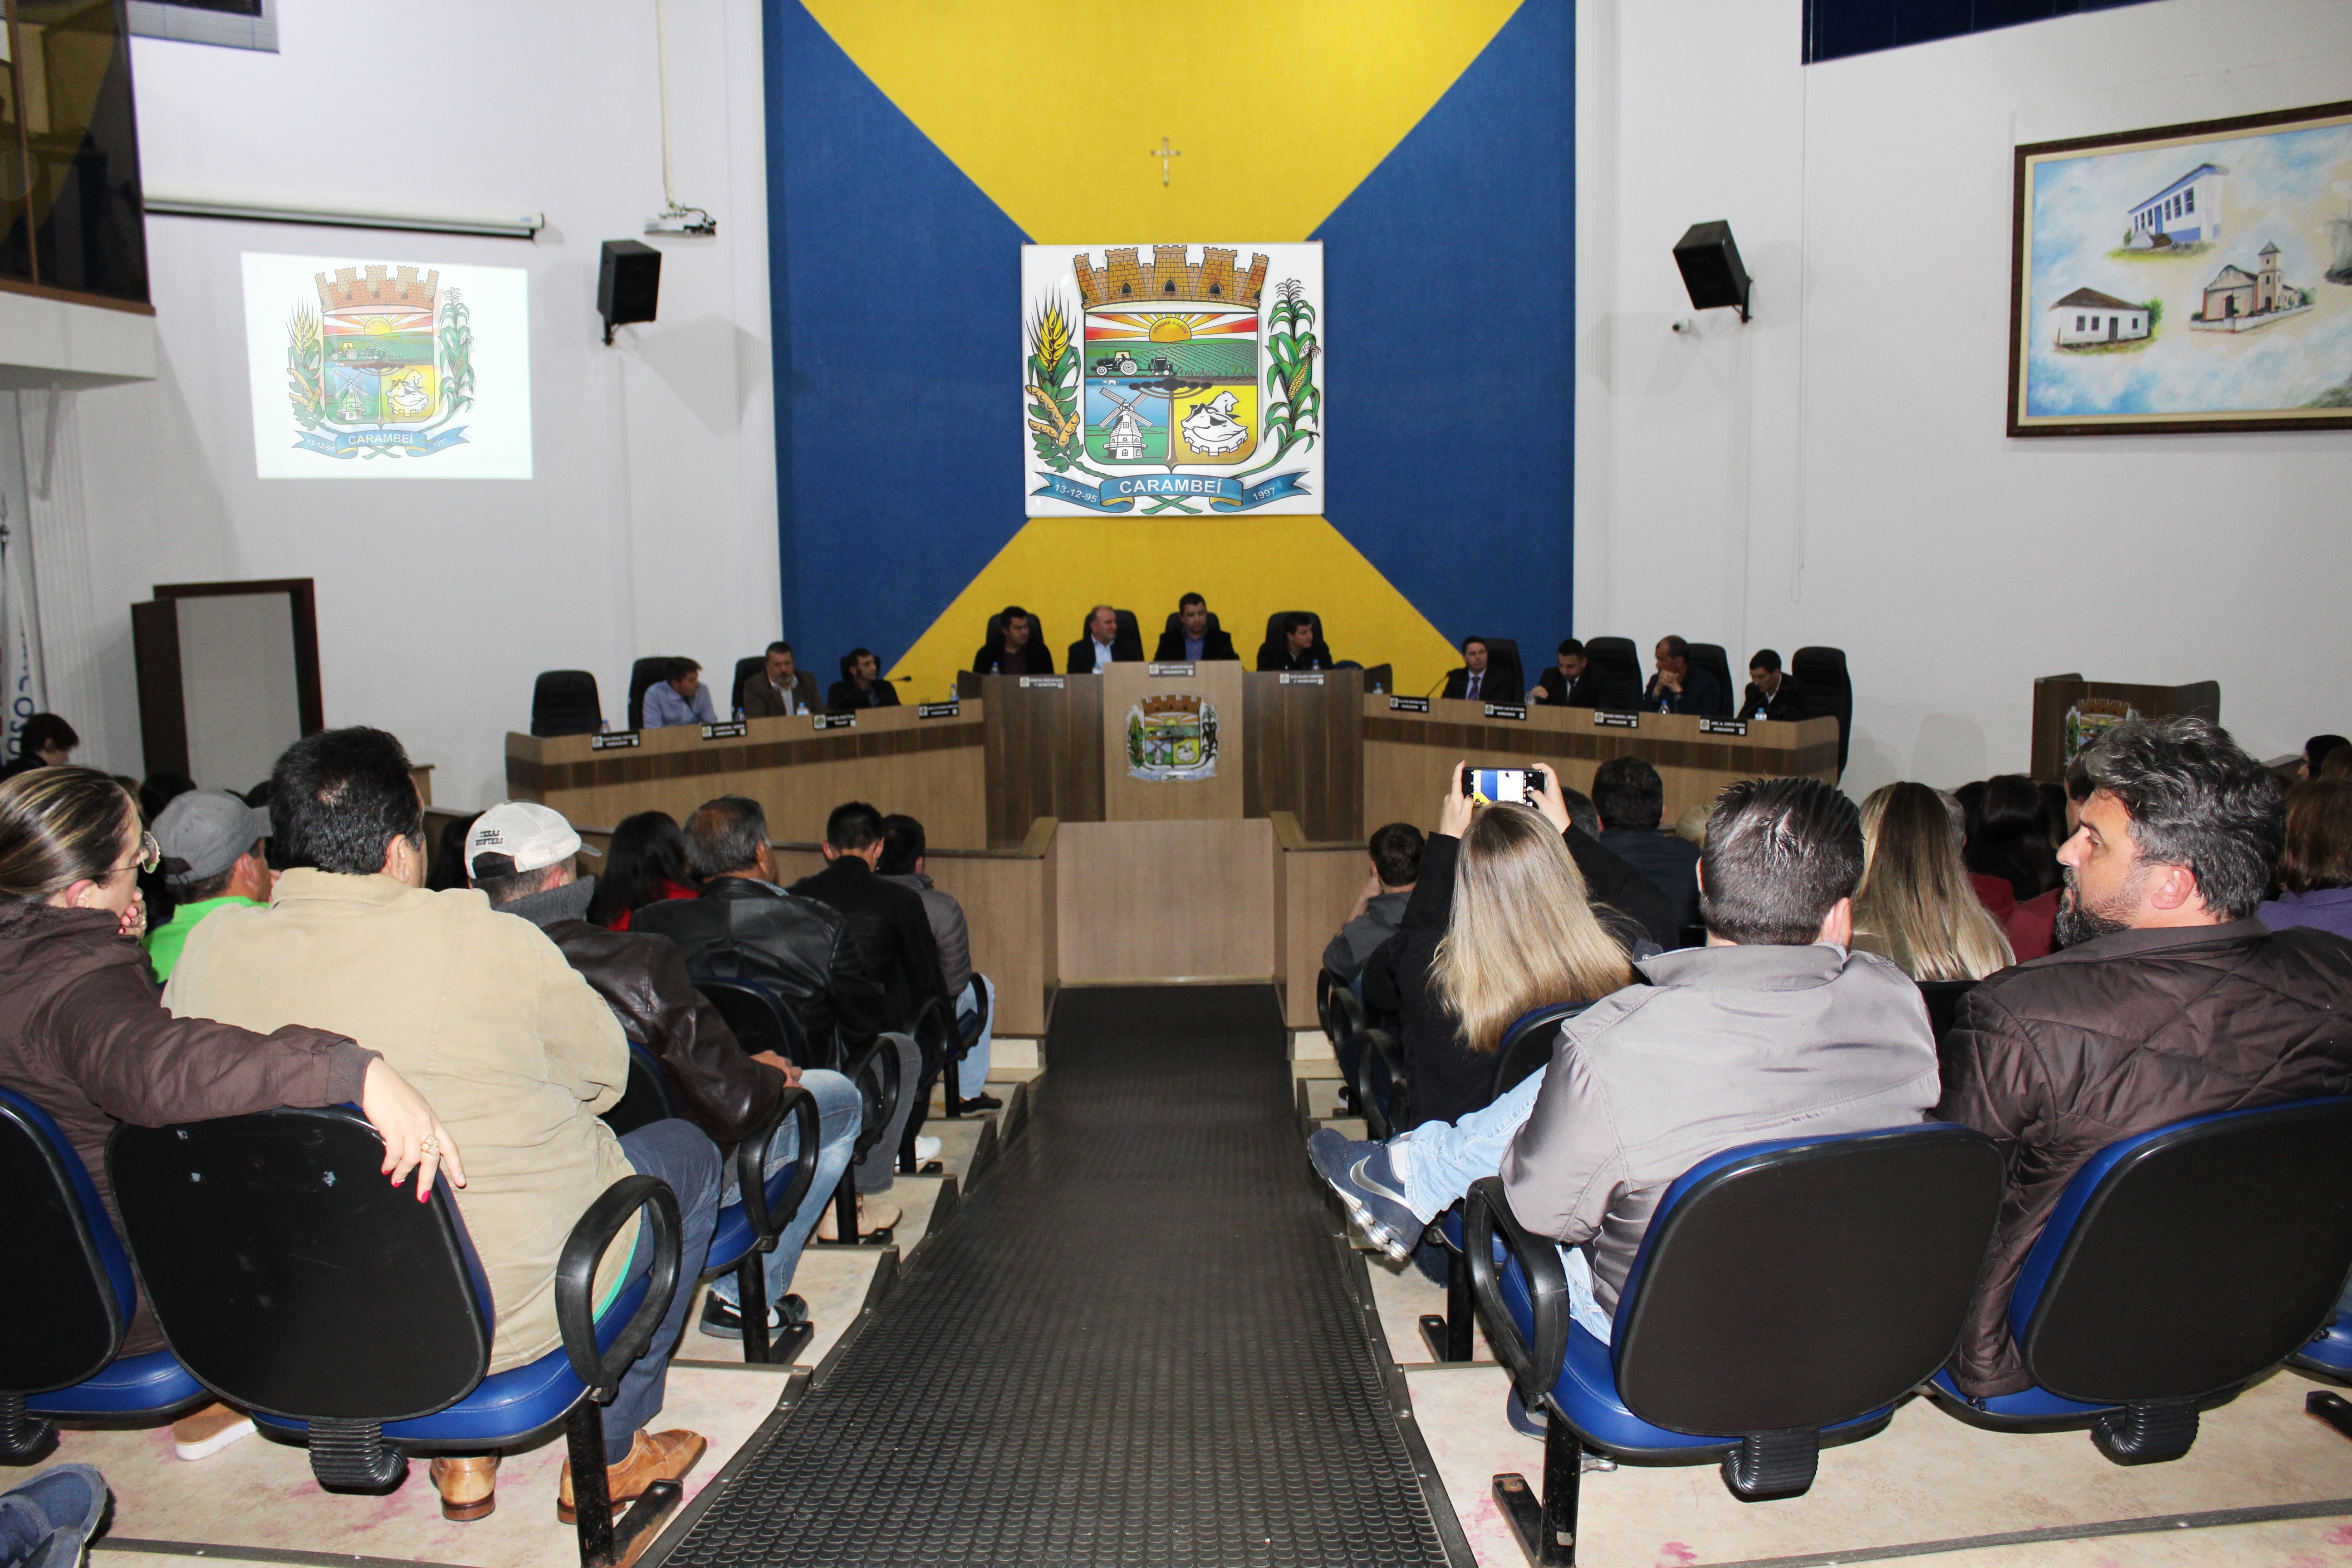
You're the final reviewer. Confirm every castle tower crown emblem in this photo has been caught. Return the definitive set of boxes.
[316,265,440,312]
[1140,693,1204,719]
[1075,246,1269,309]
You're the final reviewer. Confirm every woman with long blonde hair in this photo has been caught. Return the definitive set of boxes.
[1853,781,2014,981]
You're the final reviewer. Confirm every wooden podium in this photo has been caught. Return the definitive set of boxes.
[2029,674,2219,780]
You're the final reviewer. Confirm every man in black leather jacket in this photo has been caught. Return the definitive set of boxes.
[467,800,869,1337]
[634,796,919,1241]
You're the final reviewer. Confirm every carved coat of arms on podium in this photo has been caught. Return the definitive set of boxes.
[1126,693,1219,782]
[1023,243,1323,515]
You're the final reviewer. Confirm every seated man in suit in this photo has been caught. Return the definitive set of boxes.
[1592,754,1702,935]
[1259,612,1331,672]
[643,657,717,728]
[1153,593,1237,662]
[1440,637,1519,705]
[1066,604,1142,673]
[635,796,911,1240]
[972,606,1053,676]
[1643,635,1722,716]
[1736,648,1814,722]
[826,648,901,710]
[739,641,823,719]
[1532,639,1600,707]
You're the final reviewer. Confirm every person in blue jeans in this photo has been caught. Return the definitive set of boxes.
[700,1068,862,1327]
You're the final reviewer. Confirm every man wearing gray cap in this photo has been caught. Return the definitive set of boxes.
[144,790,273,982]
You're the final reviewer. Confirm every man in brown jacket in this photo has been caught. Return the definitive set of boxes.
[166,729,721,1523]
[1939,717,2352,1397]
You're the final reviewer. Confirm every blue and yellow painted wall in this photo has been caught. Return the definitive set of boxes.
[764,0,1570,700]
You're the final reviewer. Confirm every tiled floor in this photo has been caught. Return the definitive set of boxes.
[49,1084,1017,1568]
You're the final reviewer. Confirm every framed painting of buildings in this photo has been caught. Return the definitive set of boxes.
[2009,100,2352,436]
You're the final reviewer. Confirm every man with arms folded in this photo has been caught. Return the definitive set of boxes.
[738,642,821,719]
[466,801,864,1343]
[166,729,721,1524]
[1643,635,1723,716]
[1937,717,2352,1397]
[144,788,274,982]
[1067,604,1143,673]
[1154,593,1237,662]
[643,657,717,729]
[637,796,915,1241]
[1312,777,1940,1345]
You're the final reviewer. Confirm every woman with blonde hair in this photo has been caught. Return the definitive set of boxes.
[1853,781,2014,981]
[1356,763,1646,1135]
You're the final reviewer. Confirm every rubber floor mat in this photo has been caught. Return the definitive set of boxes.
[656,984,1457,1566]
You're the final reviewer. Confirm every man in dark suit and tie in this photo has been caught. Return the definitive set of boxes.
[1736,648,1816,722]
[1644,635,1724,716]
[1152,593,1238,662]
[1440,636,1519,705]
[1531,639,1600,707]
[739,642,823,718]
[1066,604,1144,673]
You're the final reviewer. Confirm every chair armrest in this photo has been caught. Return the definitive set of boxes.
[1465,1176,1572,1404]
[1354,1027,1408,1142]
[734,1085,820,1254]
[555,1175,682,1402]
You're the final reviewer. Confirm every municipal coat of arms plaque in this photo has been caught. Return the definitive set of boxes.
[1022,242,1323,515]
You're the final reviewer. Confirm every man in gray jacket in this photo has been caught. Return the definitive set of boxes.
[878,813,999,1112]
[1321,823,1423,984]
[1311,776,1940,1341]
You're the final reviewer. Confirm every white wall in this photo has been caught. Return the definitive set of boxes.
[59,0,777,804]
[1577,0,2352,794]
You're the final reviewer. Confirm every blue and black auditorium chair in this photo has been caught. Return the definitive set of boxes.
[0,1089,207,1463]
[1467,1123,2004,1566]
[108,1106,687,1568]
[1926,1097,2352,1464]
[1415,1003,1598,1366]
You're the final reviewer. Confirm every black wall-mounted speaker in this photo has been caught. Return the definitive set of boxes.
[598,239,662,344]
[1673,221,1752,321]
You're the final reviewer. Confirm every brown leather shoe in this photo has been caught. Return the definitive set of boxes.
[557,1428,706,1524]
[816,1194,902,1242]
[430,1454,500,1522]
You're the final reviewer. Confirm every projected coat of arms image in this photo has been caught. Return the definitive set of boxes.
[241,253,535,479]
[1022,242,1323,515]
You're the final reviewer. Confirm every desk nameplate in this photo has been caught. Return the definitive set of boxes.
[1388,696,1430,713]
[1019,676,1066,690]
[1483,703,1527,721]
[1279,672,1324,686]
[917,701,961,719]
[701,721,748,741]
[1698,718,1749,736]
[813,713,856,730]
[590,731,642,750]
[1593,711,1640,730]
[1147,663,1195,677]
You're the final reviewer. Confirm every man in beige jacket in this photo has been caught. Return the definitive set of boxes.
[166,727,720,1525]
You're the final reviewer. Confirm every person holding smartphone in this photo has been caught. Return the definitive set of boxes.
[1357,762,1670,1134]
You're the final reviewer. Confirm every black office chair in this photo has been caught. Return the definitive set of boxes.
[731,656,763,715]
[983,612,1048,664]
[1471,1124,2004,1565]
[0,1089,208,1464]
[1581,637,1643,710]
[530,671,604,738]
[1258,610,1332,670]
[600,1042,682,1137]
[627,657,673,732]
[1360,663,1394,695]
[1113,609,1142,652]
[1686,643,1735,718]
[700,979,819,1069]
[1925,1096,2352,1465]
[110,1107,686,1568]
[1792,647,1852,777]
[1480,639,1525,704]
[1350,1025,1409,1144]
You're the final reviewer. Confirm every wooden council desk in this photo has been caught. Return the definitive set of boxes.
[501,682,1838,1031]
